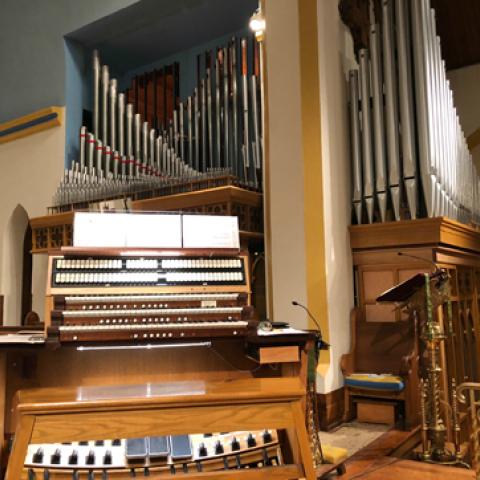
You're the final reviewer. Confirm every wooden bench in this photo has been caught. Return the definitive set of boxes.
[341,309,419,428]
[6,377,316,480]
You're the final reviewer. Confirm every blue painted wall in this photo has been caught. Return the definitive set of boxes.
[0,0,138,123]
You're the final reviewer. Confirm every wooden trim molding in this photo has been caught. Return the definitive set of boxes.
[317,387,345,431]
[350,216,480,254]
[0,106,63,144]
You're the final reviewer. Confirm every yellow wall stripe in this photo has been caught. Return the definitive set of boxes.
[0,106,63,145]
[298,0,330,369]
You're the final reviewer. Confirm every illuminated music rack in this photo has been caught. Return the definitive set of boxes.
[45,247,255,344]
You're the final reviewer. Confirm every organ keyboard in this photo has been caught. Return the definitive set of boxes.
[45,248,256,343]
[24,431,280,477]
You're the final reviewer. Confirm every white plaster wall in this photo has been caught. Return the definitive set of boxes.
[0,118,65,325]
[264,0,309,329]
[448,63,480,169]
[316,0,356,392]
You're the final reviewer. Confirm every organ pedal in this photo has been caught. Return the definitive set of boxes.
[7,378,316,479]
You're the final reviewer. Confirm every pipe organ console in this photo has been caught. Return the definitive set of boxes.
[24,431,280,478]
[2,246,329,478]
[45,248,256,344]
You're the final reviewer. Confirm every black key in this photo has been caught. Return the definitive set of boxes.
[79,441,89,446]
[230,437,240,452]
[86,450,95,465]
[126,438,148,459]
[262,430,272,444]
[33,447,44,463]
[148,436,169,457]
[51,449,61,465]
[94,440,105,446]
[198,443,208,457]
[214,441,224,455]
[103,450,112,465]
[203,433,213,438]
[112,439,122,446]
[247,433,256,447]
[68,450,78,465]
[169,435,192,460]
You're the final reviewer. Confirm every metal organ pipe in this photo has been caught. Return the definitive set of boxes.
[359,49,375,224]
[347,0,479,225]
[55,37,265,209]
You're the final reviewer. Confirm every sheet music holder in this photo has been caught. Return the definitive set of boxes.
[376,270,448,303]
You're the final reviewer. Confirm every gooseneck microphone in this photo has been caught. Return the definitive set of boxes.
[291,300,329,349]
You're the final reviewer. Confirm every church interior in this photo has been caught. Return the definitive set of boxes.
[1,0,480,478]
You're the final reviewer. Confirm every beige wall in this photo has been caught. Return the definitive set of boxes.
[316,0,356,392]
[448,63,480,169]
[265,0,354,392]
[264,0,309,329]
[0,116,65,325]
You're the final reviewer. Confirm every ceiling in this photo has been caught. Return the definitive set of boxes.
[66,0,257,74]
[432,0,480,71]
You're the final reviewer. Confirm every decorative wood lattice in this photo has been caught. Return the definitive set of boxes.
[350,218,480,449]
[31,186,263,253]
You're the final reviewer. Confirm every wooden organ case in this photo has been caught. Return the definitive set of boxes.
[1,246,319,479]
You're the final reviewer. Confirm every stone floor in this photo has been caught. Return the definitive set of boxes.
[319,421,390,457]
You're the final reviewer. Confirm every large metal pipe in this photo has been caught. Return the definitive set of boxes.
[359,49,375,224]
[92,50,100,139]
[395,0,418,219]
[126,104,133,158]
[201,80,207,173]
[110,79,117,152]
[411,0,433,217]
[370,22,387,222]
[194,87,200,172]
[87,133,95,173]
[118,93,125,156]
[149,128,156,173]
[79,126,86,171]
[349,70,363,225]
[223,47,230,170]
[134,114,141,174]
[142,122,149,173]
[382,0,401,221]
[187,96,193,168]
[179,102,185,164]
[155,136,162,175]
[96,140,103,175]
[101,66,109,143]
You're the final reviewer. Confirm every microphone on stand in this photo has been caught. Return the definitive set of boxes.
[291,300,329,350]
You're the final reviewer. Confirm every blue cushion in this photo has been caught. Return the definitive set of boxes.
[345,373,405,392]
